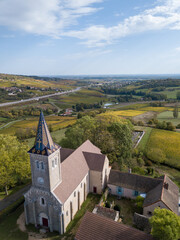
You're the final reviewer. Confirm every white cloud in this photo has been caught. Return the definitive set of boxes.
[1,0,180,47]
[176,47,180,52]
[0,0,102,37]
[64,0,180,47]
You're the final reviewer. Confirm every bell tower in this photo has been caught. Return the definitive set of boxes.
[28,111,62,192]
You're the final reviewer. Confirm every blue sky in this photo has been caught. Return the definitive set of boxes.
[1,0,180,75]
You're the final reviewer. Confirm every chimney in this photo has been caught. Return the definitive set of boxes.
[164,182,169,190]
[128,168,132,174]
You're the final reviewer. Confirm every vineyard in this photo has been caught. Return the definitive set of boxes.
[145,129,180,169]
[0,116,76,135]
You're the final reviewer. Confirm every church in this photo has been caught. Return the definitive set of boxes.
[24,111,111,234]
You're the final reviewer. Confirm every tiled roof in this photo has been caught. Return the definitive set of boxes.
[60,148,74,162]
[53,140,102,203]
[108,170,162,193]
[83,152,105,172]
[75,212,154,240]
[144,175,179,215]
[28,111,60,156]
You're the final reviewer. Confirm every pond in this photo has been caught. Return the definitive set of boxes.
[104,102,114,108]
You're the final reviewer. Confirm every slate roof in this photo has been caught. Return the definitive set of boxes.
[75,212,154,240]
[28,111,60,156]
[143,175,179,215]
[83,152,106,172]
[53,140,102,203]
[108,170,162,193]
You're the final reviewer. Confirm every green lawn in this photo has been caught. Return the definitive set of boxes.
[0,205,28,240]
[134,126,153,152]
[157,111,180,126]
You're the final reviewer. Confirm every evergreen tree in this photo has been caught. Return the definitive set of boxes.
[173,106,179,119]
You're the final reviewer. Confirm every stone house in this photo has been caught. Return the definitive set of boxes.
[24,112,111,234]
[108,170,179,217]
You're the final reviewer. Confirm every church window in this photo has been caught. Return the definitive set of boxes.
[74,191,76,197]
[41,197,45,205]
[41,162,44,170]
[36,161,39,169]
[66,211,68,216]
[52,160,55,168]
[81,183,82,188]
[55,158,57,165]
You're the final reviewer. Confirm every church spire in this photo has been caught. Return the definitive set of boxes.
[28,111,60,155]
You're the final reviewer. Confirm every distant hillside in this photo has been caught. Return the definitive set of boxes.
[0,73,78,89]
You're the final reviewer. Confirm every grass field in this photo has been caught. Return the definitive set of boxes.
[53,89,107,107]
[0,74,77,90]
[0,116,76,135]
[104,110,146,117]
[134,126,153,152]
[0,206,28,240]
[27,128,66,148]
[157,111,180,126]
[145,129,180,169]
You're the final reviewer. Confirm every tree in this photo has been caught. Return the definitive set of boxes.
[176,91,180,100]
[60,114,133,165]
[0,134,30,195]
[150,208,180,240]
[173,106,179,119]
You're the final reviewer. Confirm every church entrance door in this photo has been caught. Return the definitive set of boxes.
[42,218,48,227]
[93,187,97,193]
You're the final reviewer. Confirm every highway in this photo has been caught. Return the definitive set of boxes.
[0,87,81,107]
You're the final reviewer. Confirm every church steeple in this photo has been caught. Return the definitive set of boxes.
[28,111,60,155]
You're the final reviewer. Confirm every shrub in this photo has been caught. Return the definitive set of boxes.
[137,157,145,167]
[105,201,110,208]
[114,204,121,212]
[132,166,146,175]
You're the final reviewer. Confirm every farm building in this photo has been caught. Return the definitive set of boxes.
[108,170,179,217]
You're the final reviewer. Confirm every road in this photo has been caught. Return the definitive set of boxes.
[0,184,31,212]
[0,87,81,108]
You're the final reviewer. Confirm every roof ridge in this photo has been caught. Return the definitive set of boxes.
[160,175,166,201]
[111,170,164,182]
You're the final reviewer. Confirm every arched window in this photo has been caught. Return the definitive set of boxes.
[36,161,39,169]
[41,197,45,205]
[41,162,44,170]
[52,160,55,168]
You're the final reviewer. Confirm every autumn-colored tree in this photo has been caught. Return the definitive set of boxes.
[0,134,30,195]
